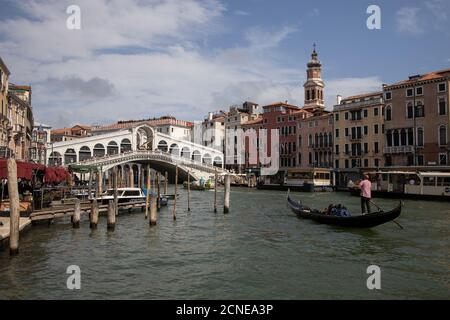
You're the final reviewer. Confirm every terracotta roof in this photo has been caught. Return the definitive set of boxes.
[386,68,450,87]
[72,124,91,130]
[341,91,383,102]
[93,118,193,132]
[262,102,300,109]
[242,117,263,126]
[9,84,31,91]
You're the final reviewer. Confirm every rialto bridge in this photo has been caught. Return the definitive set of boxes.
[46,124,226,184]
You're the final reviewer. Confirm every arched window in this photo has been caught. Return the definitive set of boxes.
[417,128,424,147]
[415,101,424,118]
[386,130,393,147]
[107,141,119,155]
[120,138,132,153]
[203,153,212,165]
[169,144,179,156]
[93,143,105,157]
[79,146,91,161]
[49,152,62,166]
[400,129,407,146]
[192,150,201,162]
[439,125,447,146]
[157,140,168,152]
[393,130,399,146]
[64,148,77,164]
[181,147,191,159]
[385,106,392,121]
[308,134,312,146]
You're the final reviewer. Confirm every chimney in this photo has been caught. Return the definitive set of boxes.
[336,95,342,105]
[207,112,213,121]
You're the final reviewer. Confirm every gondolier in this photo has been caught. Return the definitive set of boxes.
[360,175,372,214]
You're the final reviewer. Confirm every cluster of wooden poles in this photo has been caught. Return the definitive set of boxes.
[5,159,232,256]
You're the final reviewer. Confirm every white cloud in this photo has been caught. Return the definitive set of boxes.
[396,7,425,35]
[325,77,383,107]
[1,0,382,128]
[234,10,249,16]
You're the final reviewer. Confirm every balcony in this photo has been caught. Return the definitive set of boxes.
[13,124,25,135]
[384,146,414,154]
[349,135,362,141]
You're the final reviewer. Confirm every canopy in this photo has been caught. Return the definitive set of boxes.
[0,159,69,184]
[0,159,45,180]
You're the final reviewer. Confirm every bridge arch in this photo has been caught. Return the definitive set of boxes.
[180,146,191,159]
[64,148,77,164]
[79,146,91,161]
[136,125,154,150]
[192,150,201,162]
[49,151,62,166]
[93,143,106,157]
[203,153,212,165]
[169,143,180,156]
[120,138,132,153]
[107,141,119,155]
[157,140,168,152]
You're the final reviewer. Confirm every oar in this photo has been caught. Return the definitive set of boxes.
[369,199,404,230]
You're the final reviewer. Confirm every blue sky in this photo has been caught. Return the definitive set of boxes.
[0,0,449,127]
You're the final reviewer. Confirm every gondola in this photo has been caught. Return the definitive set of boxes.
[287,194,402,228]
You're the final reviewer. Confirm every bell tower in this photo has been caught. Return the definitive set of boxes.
[303,44,325,112]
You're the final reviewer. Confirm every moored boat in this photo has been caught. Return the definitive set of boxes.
[287,194,401,228]
[97,188,168,206]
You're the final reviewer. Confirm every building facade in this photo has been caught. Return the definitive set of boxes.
[30,122,52,164]
[51,124,92,142]
[201,111,226,154]
[6,84,33,160]
[0,57,11,154]
[383,69,450,167]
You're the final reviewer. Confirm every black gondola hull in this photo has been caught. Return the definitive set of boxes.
[287,195,401,228]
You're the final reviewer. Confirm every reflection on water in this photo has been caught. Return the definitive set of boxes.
[0,187,448,299]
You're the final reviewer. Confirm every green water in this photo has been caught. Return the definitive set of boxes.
[0,188,449,299]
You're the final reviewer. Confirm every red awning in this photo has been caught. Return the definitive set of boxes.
[0,159,68,184]
[44,166,69,184]
[0,159,45,180]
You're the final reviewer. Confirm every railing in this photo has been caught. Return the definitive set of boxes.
[73,149,226,174]
[384,146,414,154]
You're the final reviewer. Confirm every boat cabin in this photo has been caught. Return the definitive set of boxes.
[286,168,332,187]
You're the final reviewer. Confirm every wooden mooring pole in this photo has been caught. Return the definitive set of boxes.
[113,167,118,216]
[145,165,150,219]
[164,171,168,195]
[187,170,191,212]
[173,166,178,220]
[214,168,218,213]
[107,200,116,231]
[90,198,99,229]
[150,192,157,226]
[7,159,20,256]
[73,198,81,228]
[224,174,230,214]
[157,172,161,210]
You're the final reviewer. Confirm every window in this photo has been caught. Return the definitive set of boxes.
[335,159,339,168]
[364,143,368,153]
[438,83,447,93]
[335,128,339,138]
[385,92,392,100]
[345,159,349,169]
[417,127,424,147]
[407,102,413,118]
[374,107,379,116]
[345,144,349,154]
[374,124,379,134]
[364,126,368,135]
[345,112,349,120]
[423,177,436,186]
[364,159,369,168]
[415,101,424,118]
[385,106,392,121]
[439,153,448,165]
[417,155,424,166]
[335,113,339,121]
[374,142,379,153]
[439,125,447,146]
[335,144,339,155]
[416,87,423,96]
[374,159,380,167]
[363,109,368,118]
[438,97,447,115]
[406,88,413,97]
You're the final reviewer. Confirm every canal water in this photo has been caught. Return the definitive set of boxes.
[0,188,448,299]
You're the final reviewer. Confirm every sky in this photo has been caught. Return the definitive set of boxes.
[0,0,449,128]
